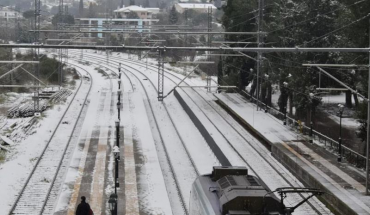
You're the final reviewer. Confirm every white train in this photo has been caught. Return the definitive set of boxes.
[189,166,284,215]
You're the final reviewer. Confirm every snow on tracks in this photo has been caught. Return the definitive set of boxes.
[9,67,92,215]
[67,51,209,215]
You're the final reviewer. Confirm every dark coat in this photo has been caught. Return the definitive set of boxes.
[76,201,91,215]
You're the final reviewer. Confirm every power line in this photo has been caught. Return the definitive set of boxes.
[301,13,370,46]
[230,0,368,45]
[3,44,370,53]
[30,30,265,35]
[268,0,367,35]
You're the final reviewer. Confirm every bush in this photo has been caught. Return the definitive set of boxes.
[0,150,6,163]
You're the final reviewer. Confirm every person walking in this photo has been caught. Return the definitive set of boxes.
[76,196,93,215]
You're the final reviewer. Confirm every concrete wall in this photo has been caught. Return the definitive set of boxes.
[272,144,356,215]
[174,89,231,166]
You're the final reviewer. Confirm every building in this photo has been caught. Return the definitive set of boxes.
[0,7,22,21]
[77,17,159,38]
[114,5,160,19]
[174,3,217,14]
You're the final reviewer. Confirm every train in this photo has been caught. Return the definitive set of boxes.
[189,166,285,215]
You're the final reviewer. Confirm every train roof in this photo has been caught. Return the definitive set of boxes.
[194,166,283,215]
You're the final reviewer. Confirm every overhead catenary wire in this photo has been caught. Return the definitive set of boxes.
[301,13,370,46]
[29,30,266,35]
[222,61,322,101]
[4,44,370,53]
[228,0,368,45]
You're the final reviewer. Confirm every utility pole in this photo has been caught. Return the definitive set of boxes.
[58,0,64,87]
[34,0,41,114]
[79,0,83,17]
[366,17,370,195]
[256,0,264,110]
[157,48,165,101]
[207,6,213,91]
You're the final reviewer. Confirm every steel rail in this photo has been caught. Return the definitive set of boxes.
[9,68,92,214]
[68,51,200,215]
[83,52,328,215]
[167,65,327,215]
[148,64,326,215]
[39,62,94,214]
[112,62,194,215]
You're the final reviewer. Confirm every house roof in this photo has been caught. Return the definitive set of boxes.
[176,3,216,9]
[114,5,159,13]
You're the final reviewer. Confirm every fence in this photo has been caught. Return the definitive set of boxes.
[239,90,366,169]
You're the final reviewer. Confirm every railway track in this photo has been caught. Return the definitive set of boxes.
[75,51,331,215]
[41,62,102,214]
[9,66,92,215]
[68,51,206,215]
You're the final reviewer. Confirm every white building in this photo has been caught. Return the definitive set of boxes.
[114,5,160,19]
[77,17,159,38]
[174,3,217,14]
[0,7,22,21]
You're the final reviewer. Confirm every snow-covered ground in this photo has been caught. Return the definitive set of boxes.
[0,48,333,215]
[82,50,330,214]
[0,81,83,213]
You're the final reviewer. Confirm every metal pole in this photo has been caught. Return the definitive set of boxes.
[284,106,287,125]
[338,111,342,162]
[117,102,121,121]
[310,101,313,143]
[366,17,370,195]
[115,158,118,195]
[256,0,264,110]
[116,123,120,148]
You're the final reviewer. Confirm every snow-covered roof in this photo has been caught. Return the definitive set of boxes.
[114,5,159,13]
[0,136,14,146]
[176,3,216,9]
[146,8,160,13]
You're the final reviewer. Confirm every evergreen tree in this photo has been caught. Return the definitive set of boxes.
[22,10,34,19]
[88,3,96,18]
[217,56,223,87]
[337,0,370,145]
[169,5,179,24]
[79,0,83,17]
[130,0,135,6]
[127,11,139,19]
[221,0,257,92]
[52,14,75,26]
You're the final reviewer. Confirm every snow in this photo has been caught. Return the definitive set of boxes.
[214,93,370,214]
[0,136,14,145]
[321,93,354,104]
[0,78,83,214]
[126,92,173,214]
[328,115,360,128]
[95,51,330,214]
[177,3,217,9]
[0,47,336,215]
[65,50,222,213]
[50,59,113,214]
[48,51,191,215]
